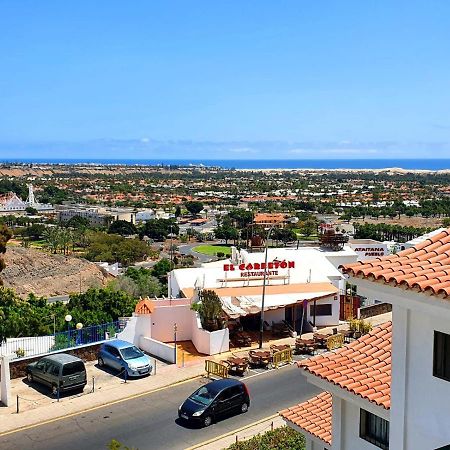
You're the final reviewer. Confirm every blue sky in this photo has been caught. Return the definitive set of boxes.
[1,1,450,160]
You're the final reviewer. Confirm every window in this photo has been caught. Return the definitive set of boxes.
[108,346,121,357]
[360,409,389,449]
[228,386,242,398]
[48,364,60,376]
[433,331,450,382]
[62,361,85,376]
[35,361,45,371]
[310,304,332,316]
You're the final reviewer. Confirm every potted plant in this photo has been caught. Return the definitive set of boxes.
[192,289,224,332]
[15,347,25,358]
[361,320,373,335]
[348,318,358,337]
[106,324,117,339]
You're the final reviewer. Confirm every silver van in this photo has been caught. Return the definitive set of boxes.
[26,353,87,395]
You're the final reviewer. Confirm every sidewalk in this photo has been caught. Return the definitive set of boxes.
[187,415,285,450]
[0,360,207,435]
[0,313,391,436]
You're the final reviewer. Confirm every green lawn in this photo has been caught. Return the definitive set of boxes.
[192,244,232,256]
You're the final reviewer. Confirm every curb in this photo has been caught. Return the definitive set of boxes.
[0,373,204,438]
[184,413,279,450]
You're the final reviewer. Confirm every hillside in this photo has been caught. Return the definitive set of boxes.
[2,247,112,298]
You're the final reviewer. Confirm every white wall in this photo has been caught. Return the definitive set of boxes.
[139,336,176,363]
[191,311,229,355]
[333,397,386,450]
[306,297,340,327]
[151,304,192,342]
[117,315,151,346]
[264,308,285,325]
[396,308,450,450]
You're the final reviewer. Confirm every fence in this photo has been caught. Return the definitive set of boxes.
[0,321,125,361]
[272,348,293,368]
[205,360,228,379]
[326,333,344,351]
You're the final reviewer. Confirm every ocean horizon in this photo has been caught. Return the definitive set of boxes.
[1,158,450,171]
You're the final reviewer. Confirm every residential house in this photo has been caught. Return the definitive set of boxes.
[281,228,450,450]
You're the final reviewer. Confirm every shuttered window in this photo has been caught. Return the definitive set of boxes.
[360,409,389,449]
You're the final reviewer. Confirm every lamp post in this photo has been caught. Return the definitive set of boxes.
[259,223,278,349]
[65,314,72,348]
[65,314,72,333]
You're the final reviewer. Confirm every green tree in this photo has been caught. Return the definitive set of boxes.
[0,224,12,283]
[151,258,173,283]
[214,225,239,244]
[108,220,138,236]
[66,215,90,229]
[185,201,204,216]
[67,288,138,326]
[23,223,46,240]
[141,219,179,241]
[85,232,149,265]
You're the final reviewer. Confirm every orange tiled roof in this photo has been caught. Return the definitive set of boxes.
[342,229,450,298]
[280,392,332,445]
[300,321,391,409]
[135,298,156,315]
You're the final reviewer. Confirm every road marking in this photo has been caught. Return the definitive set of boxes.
[0,375,203,438]
[240,362,293,380]
[184,413,279,450]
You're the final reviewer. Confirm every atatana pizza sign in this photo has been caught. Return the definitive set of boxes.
[223,260,295,278]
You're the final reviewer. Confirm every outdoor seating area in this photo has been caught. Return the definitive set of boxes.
[220,355,249,376]
[294,330,351,355]
[220,343,295,376]
[230,331,253,348]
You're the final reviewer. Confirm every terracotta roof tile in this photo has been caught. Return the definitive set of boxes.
[280,392,332,445]
[341,229,450,298]
[300,321,391,409]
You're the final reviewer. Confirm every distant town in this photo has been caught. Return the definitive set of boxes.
[1,161,450,450]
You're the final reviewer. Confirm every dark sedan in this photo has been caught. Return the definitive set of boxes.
[178,378,250,427]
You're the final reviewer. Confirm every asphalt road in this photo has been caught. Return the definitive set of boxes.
[178,243,215,264]
[0,365,321,450]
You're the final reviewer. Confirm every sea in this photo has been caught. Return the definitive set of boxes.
[1,158,450,171]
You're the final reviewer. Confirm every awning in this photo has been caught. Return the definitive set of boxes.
[215,283,339,318]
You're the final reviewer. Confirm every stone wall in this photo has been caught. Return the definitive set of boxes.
[359,302,392,319]
[8,343,102,379]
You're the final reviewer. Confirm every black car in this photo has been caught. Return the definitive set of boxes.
[178,378,250,427]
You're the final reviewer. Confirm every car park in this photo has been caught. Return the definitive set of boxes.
[26,353,87,395]
[98,339,152,377]
[178,378,250,427]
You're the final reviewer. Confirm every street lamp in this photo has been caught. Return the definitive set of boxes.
[65,314,72,333]
[259,223,278,349]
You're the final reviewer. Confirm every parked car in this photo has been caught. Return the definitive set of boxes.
[178,378,250,427]
[98,340,152,377]
[26,353,87,395]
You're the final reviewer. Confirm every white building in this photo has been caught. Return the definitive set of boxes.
[281,227,450,450]
[135,209,155,222]
[0,184,53,214]
[347,239,389,262]
[169,246,358,331]
[57,205,136,227]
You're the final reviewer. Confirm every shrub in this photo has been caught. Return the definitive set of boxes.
[226,426,305,450]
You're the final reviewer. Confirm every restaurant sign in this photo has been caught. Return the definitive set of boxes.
[223,260,295,278]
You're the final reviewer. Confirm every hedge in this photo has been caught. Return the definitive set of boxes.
[226,426,305,450]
